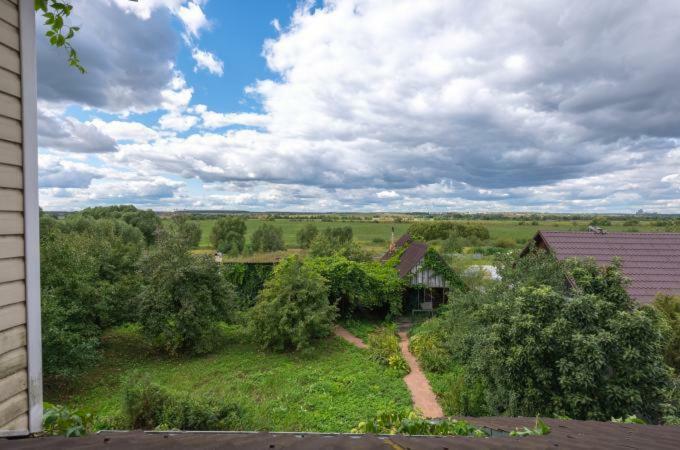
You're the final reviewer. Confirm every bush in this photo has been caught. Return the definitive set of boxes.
[305,256,404,317]
[222,263,274,309]
[590,216,611,227]
[138,230,236,355]
[296,223,319,248]
[43,402,93,437]
[250,223,285,252]
[352,410,486,436]
[653,294,680,373]
[122,376,242,430]
[459,257,672,422]
[409,319,452,373]
[493,237,516,249]
[211,217,246,255]
[249,256,337,351]
[367,325,408,374]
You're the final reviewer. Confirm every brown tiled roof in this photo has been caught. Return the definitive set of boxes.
[11,419,680,450]
[535,231,680,304]
[395,242,428,277]
[380,232,413,261]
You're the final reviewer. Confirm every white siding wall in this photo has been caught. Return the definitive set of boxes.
[0,0,28,435]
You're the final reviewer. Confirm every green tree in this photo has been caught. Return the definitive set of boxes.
[452,255,672,422]
[170,215,202,248]
[138,230,236,355]
[80,205,161,245]
[249,256,336,351]
[653,294,680,373]
[210,217,247,256]
[296,223,319,248]
[250,223,285,252]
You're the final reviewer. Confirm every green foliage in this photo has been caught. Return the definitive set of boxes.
[211,217,247,255]
[296,223,319,248]
[457,257,672,422]
[138,230,236,355]
[352,410,486,436]
[80,205,161,245]
[409,319,452,373]
[250,222,285,252]
[43,402,93,437]
[249,256,337,351]
[366,326,409,375]
[590,216,612,227]
[221,263,274,309]
[35,0,84,73]
[169,215,202,248]
[40,214,146,379]
[122,376,242,430]
[509,417,551,437]
[304,256,404,317]
[421,248,467,292]
[408,221,490,242]
[611,415,646,424]
[308,226,354,256]
[653,294,680,373]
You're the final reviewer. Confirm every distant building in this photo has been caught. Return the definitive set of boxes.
[523,231,680,304]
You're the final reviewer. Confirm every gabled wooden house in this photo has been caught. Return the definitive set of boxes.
[381,233,459,312]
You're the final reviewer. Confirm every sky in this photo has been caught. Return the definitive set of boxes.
[36,0,680,213]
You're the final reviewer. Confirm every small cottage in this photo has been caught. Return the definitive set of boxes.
[381,233,460,313]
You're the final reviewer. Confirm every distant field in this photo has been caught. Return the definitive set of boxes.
[196,219,411,250]
[189,218,662,252]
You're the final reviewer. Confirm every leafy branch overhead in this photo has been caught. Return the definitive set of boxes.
[35,0,85,73]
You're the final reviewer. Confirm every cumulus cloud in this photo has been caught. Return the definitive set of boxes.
[39,156,104,189]
[38,108,118,153]
[38,1,178,114]
[191,48,224,76]
[38,0,680,211]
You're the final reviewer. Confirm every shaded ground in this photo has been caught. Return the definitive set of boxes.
[333,325,368,349]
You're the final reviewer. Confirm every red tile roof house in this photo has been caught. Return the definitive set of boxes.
[524,231,680,304]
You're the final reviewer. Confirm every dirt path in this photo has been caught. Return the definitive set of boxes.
[397,322,444,419]
[334,323,444,418]
[333,325,368,349]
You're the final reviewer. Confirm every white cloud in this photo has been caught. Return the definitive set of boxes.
[200,110,269,128]
[159,112,199,132]
[191,48,224,76]
[88,119,159,143]
[178,1,210,38]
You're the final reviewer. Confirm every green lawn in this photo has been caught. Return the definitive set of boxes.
[189,218,662,251]
[46,325,412,432]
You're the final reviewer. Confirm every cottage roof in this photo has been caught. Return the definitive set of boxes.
[529,231,680,304]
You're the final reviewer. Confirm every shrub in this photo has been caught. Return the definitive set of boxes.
[122,377,242,430]
[493,237,516,249]
[589,216,611,227]
[461,259,671,422]
[250,223,285,252]
[43,402,93,437]
[352,410,486,436]
[138,230,236,355]
[222,263,274,309]
[409,330,451,373]
[305,256,404,317]
[653,294,680,373]
[211,217,246,255]
[249,256,337,351]
[367,325,408,374]
[296,223,319,248]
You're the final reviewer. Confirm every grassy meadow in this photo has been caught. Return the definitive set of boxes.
[46,324,411,432]
[191,216,663,257]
